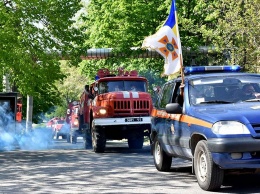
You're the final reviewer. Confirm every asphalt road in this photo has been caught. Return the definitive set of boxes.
[1,137,260,194]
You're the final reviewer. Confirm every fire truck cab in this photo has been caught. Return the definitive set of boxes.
[79,68,153,153]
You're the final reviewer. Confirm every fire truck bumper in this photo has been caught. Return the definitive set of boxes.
[93,116,151,126]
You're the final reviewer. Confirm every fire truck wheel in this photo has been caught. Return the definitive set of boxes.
[84,130,92,149]
[71,136,77,144]
[128,131,144,149]
[55,131,59,139]
[66,134,71,143]
[92,127,106,153]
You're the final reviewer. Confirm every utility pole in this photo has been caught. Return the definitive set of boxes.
[3,74,11,92]
[26,96,33,132]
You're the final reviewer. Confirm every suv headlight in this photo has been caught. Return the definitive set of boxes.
[212,121,250,135]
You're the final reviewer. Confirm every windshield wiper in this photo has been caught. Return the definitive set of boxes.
[199,100,233,104]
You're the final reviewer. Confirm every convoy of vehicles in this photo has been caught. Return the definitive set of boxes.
[4,64,260,191]
[151,65,260,191]
[78,68,153,153]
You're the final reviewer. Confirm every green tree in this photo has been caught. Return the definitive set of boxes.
[81,0,260,73]
[80,0,171,78]
[191,0,260,70]
[79,0,224,79]
[214,0,260,71]
[0,0,85,122]
[51,61,89,118]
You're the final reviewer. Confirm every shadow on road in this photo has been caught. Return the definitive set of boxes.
[0,139,260,193]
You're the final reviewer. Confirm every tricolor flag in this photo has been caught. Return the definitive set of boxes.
[142,0,182,76]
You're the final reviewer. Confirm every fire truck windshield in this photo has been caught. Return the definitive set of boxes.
[99,81,147,94]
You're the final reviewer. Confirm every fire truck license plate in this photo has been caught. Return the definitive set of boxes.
[125,118,143,122]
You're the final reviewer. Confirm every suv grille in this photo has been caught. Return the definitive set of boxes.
[252,124,260,134]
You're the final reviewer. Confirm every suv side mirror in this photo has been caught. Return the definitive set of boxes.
[166,103,182,114]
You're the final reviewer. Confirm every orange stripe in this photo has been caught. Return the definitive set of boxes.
[152,109,212,128]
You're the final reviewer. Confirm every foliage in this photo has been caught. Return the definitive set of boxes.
[79,0,173,80]
[187,0,260,70]
[0,0,85,122]
[50,61,89,118]
[80,0,260,74]
[213,0,260,71]
[79,0,225,82]
[57,61,89,103]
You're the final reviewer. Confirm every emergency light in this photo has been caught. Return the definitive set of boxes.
[184,65,241,75]
[95,75,100,80]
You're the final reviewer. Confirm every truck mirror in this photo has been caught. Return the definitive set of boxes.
[153,86,160,93]
[85,85,90,91]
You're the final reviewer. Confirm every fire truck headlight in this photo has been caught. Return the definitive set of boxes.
[99,108,107,115]
[73,119,79,126]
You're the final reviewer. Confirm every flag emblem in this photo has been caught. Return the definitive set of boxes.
[142,0,182,76]
[158,35,178,60]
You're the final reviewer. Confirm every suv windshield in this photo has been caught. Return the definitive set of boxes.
[98,81,147,94]
[189,75,260,105]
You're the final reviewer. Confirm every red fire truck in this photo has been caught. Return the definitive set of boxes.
[79,68,153,153]
[66,100,81,143]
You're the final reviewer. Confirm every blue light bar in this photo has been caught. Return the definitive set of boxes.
[95,75,100,80]
[184,65,241,75]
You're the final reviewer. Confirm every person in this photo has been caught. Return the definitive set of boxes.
[115,85,120,91]
[131,85,136,91]
[227,85,241,102]
[241,84,260,100]
[189,85,206,104]
[85,85,94,99]
[99,83,108,93]
[175,83,185,106]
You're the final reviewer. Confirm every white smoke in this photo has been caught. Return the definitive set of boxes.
[0,102,54,151]
[18,127,54,150]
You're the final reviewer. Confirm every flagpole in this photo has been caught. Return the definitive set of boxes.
[179,54,185,96]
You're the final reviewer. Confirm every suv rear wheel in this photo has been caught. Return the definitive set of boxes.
[153,135,172,171]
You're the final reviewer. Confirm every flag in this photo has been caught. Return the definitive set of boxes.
[142,0,182,76]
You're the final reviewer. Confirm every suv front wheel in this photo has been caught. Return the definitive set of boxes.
[194,140,224,191]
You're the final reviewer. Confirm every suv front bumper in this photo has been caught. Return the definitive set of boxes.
[208,137,260,169]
